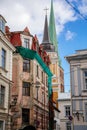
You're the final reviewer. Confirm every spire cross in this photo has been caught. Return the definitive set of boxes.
[44,7,49,15]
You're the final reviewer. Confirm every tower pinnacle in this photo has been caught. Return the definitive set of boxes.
[44,7,49,15]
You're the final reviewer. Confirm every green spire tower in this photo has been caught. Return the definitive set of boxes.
[49,0,61,66]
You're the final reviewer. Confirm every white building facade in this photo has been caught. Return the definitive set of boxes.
[0,15,15,130]
[58,92,72,130]
[65,49,87,130]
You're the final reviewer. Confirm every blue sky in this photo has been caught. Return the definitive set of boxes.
[0,0,87,92]
[59,19,87,92]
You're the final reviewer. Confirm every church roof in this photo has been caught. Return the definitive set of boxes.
[49,0,61,66]
[42,14,50,43]
[49,0,58,51]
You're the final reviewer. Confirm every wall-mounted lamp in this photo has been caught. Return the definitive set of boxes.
[76,112,79,120]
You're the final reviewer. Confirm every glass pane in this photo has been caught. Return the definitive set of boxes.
[85,72,87,77]
[65,106,70,116]
[0,86,5,106]
[24,39,30,48]
[66,123,71,130]
[22,108,29,123]
[23,59,30,72]
[85,104,87,121]
[1,49,6,68]
[22,82,30,96]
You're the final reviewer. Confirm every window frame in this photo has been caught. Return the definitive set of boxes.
[0,85,5,107]
[65,106,71,117]
[84,71,87,90]
[0,120,5,130]
[22,108,30,124]
[24,38,30,48]
[66,122,71,130]
[1,48,6,69]
[23,59,30,72]
[85,103,87,122]
[22,82,30,96]
[46,76,48,87]
[0,19,5,33]
[41,71,44,83]
[36,65,39,77]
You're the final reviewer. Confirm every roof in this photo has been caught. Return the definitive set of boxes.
[49,0,61,66]
[58,92,71,101]
[42,14,50,43]
[65,49,87,62]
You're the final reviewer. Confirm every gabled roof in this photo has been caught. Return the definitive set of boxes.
[8,27,33,47]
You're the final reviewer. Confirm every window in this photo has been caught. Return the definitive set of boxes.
[65,106,70,116]
[0,121,4,130]
[36,86,38,99]
[24,38,30,48]
[0,19,5,33]
[46,76,48,87]
[0,85,5,107]
[42,92,44,104]
[53,64,55,74]
[36,65,39,77]
[84,71,87,89]
[23,59,30,72]
[1,49,6,69]
[60,84,64,92]
[85,103,87,121]
[22,108,30,124]
[22,82,30,96]
[66,122,71,130]
[42,71,44,83]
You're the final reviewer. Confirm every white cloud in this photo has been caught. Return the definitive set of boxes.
[0,0,85,42]
[65,30,75,41]
[78,0,87,16]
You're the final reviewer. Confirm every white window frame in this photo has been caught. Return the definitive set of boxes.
[24,38,30,48]
[65,106,71,117]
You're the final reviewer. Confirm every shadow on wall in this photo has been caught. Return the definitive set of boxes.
[21,125,36,130]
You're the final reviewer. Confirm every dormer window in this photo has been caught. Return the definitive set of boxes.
[0,15,6,34]
[24,38,30,48]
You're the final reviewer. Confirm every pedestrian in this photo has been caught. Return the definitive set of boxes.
[22,125,36,130]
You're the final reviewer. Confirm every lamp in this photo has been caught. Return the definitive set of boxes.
[76,111,79,120]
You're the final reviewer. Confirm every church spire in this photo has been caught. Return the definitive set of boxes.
[42,8,50,43]
[49,0,61,66]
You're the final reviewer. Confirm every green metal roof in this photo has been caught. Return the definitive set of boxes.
[49,0,61,66]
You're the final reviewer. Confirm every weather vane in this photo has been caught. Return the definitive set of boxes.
[44,7,49,15]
